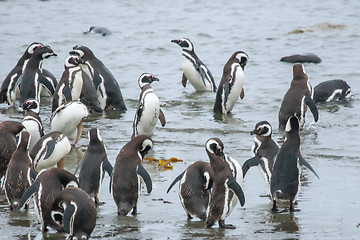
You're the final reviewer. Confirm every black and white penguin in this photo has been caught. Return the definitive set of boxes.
[0,120,24,180]
[74,128,113,205]
[21,98,44,152]
[30,131,71,172]
[171,38,216,92]
[70,45,126,111]
[0,42,44,107]
[4,131,33,210]
[313,79,351,104]
[242,121,279,188]
[39,68,58,97]
[18,46,57,112]
[205,138,245,229]
[84,26,111,36]
[19,168,79,232]
[132,73,166,138]
[111,135,153,216]
[278,64,319,131]
[213,51,249,115]
[50,100,89,145]
[51,187,96,240]
[270,116,319,212]
[166,161,214,220]
[280,53,321,64]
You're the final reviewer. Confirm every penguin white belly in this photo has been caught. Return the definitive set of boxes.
[258,157,272,187]
[136,94,160,136]
[225,70,244,112]
[226,156,243,213]
[221,183,230,220]
[70,70,83,100]
[97,78,107,110]
[22,118,41,151]
[182,56,208,91]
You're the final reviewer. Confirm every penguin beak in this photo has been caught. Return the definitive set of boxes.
[250,129,259,135]
[76,58,85,64]
[151,76,159,82]
[171,39,181,45]
[69,50,80,56]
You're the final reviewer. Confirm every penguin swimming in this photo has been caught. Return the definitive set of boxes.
[70,45,126,111]
[166,161,214,220]
[51,187,96,240]
[84,26,111,36]
[205,138,245,229]
[313,79,351,104]
[111,135,153,216]
[171,38,216,92]
[213,51,249,115]
[132,73,166,138]
[280,53,321,64]
[74,128,113,206]
[270,116,319,212]
[278,64,319,131]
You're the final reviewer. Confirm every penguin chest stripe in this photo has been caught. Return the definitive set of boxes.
[221,182,230,220]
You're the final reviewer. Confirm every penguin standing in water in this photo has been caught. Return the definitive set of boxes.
[4,131,33,210]
[213,51,249,115]
[270,116,319,212]
[278,64,319,131]
[242,121,279,189]
[111,135,153,216]
[70,45,126,111]
[171,38,216,92]
[205,138,245,229]
[51,187,96,240]
[166,161,214,220]
[19,168,79,232]
[74,128,113,206]
[132,73,166,138]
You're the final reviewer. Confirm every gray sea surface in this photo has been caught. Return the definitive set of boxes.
[0,0,359,239]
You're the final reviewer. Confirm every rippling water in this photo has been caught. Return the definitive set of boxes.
[0,0,359,239]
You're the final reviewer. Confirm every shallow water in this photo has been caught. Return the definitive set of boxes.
[0,0,359,239]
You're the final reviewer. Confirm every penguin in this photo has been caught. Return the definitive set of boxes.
[70,45,126,111]
[0,120,24,180]
[4,131,33,210]
[19,168,79,232]
[18,46,57,112]
[280,53,321,64]
[132,73,166,138]
[50,100,89,145]
[270,116,319,212]
[278,64,319,131]
[171,38,216,92]
[74,128,113,206]
[21,98,44,152]
[205,138,245,229]
[166,161,214,220]
[0,42,44,107]
[39,68,58,97]
[30,131,71,172]
[84,26,111,36]
[111,135,153,216]
[313,79,351,104]
[79,72,103,113]
[242,121,279,188]
[213,51,249,115]
[51,187,96,240]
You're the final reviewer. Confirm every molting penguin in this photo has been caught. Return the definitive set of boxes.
[18,46,57,112]
[171,38,216,92]
[205,138,245,229]
[74,128,113,206]
[213,51,249,115]
[166,161,214,220]
[111,135,153,216]
[313,79,351,104]
[242,121,279,188]
[280,53,321,64]
[30,131,71,172]
[51,187,96,240]
[132,73,166,139]
[278,64,319,131]
[84,26,111,36]
[19,168,79,232]
[0,120,24,180]
[270,116,319,212]
[70,45,126,111]
[21,98,44,152]
[4,131,33,210]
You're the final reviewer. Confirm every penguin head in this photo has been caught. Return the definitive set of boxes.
[65,55,85,68]
[0,120,24,135]
[139,138,153,158]
[22,98,40,114]
[71,45,95,59]
[205,138,225,159]
[292,64,311,93]
[33,46,57,60]
[285,116,300,133]
[138,73,159,88]
[233,51,249,70]
[17,131,31,151]
[88,128,102,144]
[251,121,272,137]
[171,38,194,51]
[26,42,44,55]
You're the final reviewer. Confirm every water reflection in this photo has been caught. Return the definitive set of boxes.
[269,211,299,234]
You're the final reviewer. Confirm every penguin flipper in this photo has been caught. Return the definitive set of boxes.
[93,74,103,90]
[19,180,40,208]
[199,65,207,86]
[227,177,245,207]
[166,171,185,193]
[63,203,76,234]
[304,95,319,122]
[62,85,73,102]
[299,156,320,179]
[44,139,56,160]
[74,156,85,175]
[137,164,152,194]
[158,109,166,127]
[39,74,55,95]
[242,155,261,177]
[30,169,38,181]
[182,73,187,87]
[240,88,245,99]
[102,157,113,177]
[223,81,230,105]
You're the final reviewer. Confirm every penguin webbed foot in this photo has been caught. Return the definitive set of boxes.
[131,206,137,215]
[219,220,236,229]
[187,214,193,220]
[271,201,278,212]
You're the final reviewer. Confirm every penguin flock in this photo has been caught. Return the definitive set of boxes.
[0,38,352,239]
